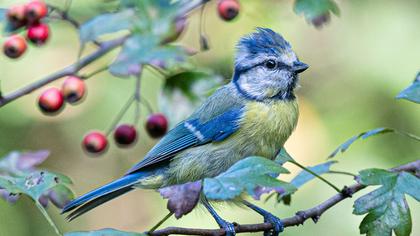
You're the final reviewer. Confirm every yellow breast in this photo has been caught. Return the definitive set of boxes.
[239,99,299,158]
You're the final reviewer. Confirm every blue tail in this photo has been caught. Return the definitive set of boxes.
[62,172,145,221]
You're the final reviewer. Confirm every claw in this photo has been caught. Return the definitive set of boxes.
[263,212,284,236]
[220,219,236,236]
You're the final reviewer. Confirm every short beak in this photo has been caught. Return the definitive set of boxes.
[292,61,309,74]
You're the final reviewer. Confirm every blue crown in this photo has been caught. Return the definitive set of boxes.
[237,28,291,56]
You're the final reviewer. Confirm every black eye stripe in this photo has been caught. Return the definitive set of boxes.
[259,60,291,70]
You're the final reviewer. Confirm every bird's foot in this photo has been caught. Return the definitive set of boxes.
[262,212,284,236]
[218,219,236,236]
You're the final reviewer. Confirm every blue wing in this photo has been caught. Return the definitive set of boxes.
[125,106,244,174]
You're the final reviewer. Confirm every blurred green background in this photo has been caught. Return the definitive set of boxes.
[0,0,419,235]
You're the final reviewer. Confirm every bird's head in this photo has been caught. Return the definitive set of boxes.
[233,28,308,100]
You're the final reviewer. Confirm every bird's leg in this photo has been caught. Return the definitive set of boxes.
[202,198,236,236]
[242,200,284,236]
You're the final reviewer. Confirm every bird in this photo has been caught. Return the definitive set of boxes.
[62,27,308,236]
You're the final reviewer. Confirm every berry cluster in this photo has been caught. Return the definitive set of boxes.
[38,76,85,115]
[82,114,168,155]
[217,0,240,21]
[3,0,50,59]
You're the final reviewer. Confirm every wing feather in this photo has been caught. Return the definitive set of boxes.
[126,84,245,175]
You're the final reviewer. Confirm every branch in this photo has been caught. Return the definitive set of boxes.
[149,160,420,236]
[0,0,210,108]
[0,36,126,107]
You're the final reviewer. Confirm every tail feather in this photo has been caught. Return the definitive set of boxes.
[62,172,144,218]
[66,186,133,221]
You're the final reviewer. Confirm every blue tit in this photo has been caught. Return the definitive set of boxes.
[62,28,308,236]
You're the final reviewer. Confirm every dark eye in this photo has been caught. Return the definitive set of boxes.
[265,59,277,69]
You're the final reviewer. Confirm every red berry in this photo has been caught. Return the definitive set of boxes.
[6,4,27,29]
[27,23,49,46]
[146,113,168,138]
[25,0,48,24]
[217,0,240,21]
[82,131,108,155]
[3,35,27,59]
[114,124,137,147]
[61,76,86,104]
[38,87,64,114]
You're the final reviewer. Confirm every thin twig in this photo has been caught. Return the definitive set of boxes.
[0,0,210,108]
[289,160,341,193]
[105,94,135,136]
[327,170,357,177]
[81,66,109,80]
[0,36,127,107]
[134,74,142,126]
[148,160,420,236]
[149,212,174,233]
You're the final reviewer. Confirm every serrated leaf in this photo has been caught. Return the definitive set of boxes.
[119,0,184,39]
[353,169,420,236]
[65,228,146,236]
[328,127,420,158]
[396,74,420,104]
[79,10,135,44]
[290,161,337,188]
[294,0,339,27]
[203,157,292,200]
[0,171,72,201]
[109,34,186,77]
[159,181,202,219]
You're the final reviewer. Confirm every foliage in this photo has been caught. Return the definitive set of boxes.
[329,127,420,158]
[203,156,295,200]
[0,0,419,236]
[273,151,338,205]
[396,73,420,104]
[79,0,188,78]
[294,0,339,27]
[0,151,74,208]
[353,169,420,236]
[0,151,74,235]
[159,181,202,219]
[109,34,187,77]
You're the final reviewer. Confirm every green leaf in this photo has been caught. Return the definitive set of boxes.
[328,127,420,158]
[353,169,420,236]
[109,34,187,77]
[290,161,337,188]
[65,228,147,236]
[274,148,295,165]
[203,156,294,200]
[0,171,72,201]
[294,0,339,26]
[119,0,184,39]
[396,74,420,104]
[79,10,135,44]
